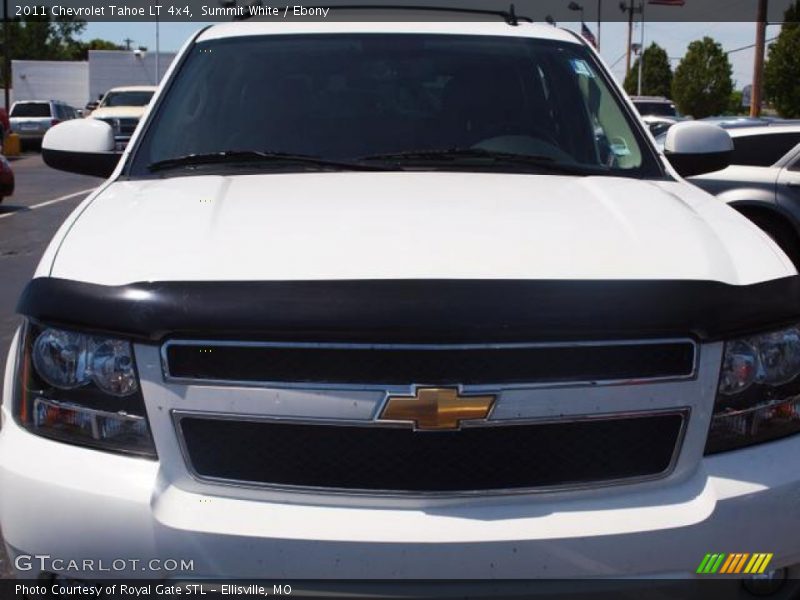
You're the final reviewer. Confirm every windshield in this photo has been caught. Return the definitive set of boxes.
[633,101,678,117]
[10,102,51,117]
[130,34,660,178]
[102,91,154,107]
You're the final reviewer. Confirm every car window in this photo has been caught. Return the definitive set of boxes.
[102,91,154,107]
[732,132,800,167]
[10,102,51,117]
[633,102,677,117]
[789,149,800,171]
[647,121,674,137]
[130,34,659,178]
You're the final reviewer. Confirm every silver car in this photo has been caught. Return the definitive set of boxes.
[9,100,77,148]
[689,124,800,266]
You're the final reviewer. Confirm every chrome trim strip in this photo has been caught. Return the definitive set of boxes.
[160,338,699,392]
[171,407,691,498]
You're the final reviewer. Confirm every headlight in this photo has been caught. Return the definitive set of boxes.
[14,322,156,458]
[32,328,91,389]
[707,324,800,454]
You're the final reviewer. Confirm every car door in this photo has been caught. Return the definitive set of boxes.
[776,143,800,211]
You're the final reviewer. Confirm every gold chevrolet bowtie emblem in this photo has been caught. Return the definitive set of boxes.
[379,387,495,431]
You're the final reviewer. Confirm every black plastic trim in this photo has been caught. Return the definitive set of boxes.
[164,340,696,385]
[16,276,800,343]
[42,148,120,179]
[665,149,732,178]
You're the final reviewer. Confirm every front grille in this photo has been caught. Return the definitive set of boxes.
[97,117,139,137]
[117,118,138,136]
[177,411,686,493]
[164,340,696,386]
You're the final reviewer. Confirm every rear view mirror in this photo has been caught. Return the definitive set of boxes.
[663,121,733,177]
[42,119,121,178]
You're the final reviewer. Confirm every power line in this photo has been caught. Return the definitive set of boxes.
[726,35,778,54]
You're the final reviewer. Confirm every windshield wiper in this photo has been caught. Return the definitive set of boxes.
[147,150,392,173]
[358,148,606,175]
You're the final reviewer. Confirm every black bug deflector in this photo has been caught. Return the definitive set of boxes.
[16,276,800,343]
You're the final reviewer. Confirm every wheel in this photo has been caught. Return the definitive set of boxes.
[744,211,800,270]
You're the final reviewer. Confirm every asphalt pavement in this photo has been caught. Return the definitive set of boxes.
[0,152,101,579]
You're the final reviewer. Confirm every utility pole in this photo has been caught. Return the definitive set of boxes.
[155,12,160,84]
[622,1,636,78]
[3,0,9,111]
[597,0,602,51]
[637,1,645,95]
[750,0,767,117]
[123,37,134,51]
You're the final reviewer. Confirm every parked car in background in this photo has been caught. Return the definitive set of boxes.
[700,116,778,129]
[90,85,157,149]
[0,154,14,202]
[689,124,800,266]
[641,115,679,137]
[9,100,77,149]
[630,95,681,118]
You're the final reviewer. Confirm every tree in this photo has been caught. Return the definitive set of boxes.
[764,1,800,118]
[73,38,126,61]
[623,43,673,98]
[671,37,733,118]
[0,16,86,86]
[727,90,745,115]
[783,0,800,26]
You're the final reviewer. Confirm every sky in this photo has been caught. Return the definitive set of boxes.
[81,20,782,91]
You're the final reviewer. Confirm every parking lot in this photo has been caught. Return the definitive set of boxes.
[0,153,101,578]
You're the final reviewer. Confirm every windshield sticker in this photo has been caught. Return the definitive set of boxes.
[570,59,595,78]
[609,138,631,156]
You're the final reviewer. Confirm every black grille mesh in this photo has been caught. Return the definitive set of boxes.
[166,342,695,385]
[180,413,685,493]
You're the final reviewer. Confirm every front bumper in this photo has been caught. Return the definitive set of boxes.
[2,407,800,580]
[9,128,46,141]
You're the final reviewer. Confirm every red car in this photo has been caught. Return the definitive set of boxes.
[0,154,14,203]
[0,107,9,142]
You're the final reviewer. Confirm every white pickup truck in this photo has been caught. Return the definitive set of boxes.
[2,15,800,592]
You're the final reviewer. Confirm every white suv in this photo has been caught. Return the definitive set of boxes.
[9,100,76,147]
[3,18,800,588]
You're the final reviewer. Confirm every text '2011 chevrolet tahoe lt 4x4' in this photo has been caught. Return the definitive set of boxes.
[2,17,800,587]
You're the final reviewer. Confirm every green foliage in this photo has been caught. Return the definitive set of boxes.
[764,2,800,118]
[672,37,734,118]
[727,90,746,115]
[0,16,87,86]
[73,38,126,60]
[783,0,800,29]
[623,43,673,98]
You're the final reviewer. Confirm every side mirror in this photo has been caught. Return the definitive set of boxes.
[663,121,733,177]
[42,119,121,178]
[85,101,99,112]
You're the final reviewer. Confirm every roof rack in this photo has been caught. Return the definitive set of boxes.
[232,2,532,25]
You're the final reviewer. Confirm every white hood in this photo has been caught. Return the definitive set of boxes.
[48,172,793,286]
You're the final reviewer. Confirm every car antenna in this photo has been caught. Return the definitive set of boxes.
[508,3,519,26]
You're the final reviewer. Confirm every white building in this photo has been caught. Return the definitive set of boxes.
[88,50,175,103]
[11,60,88,109]
[10,50,175,110]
